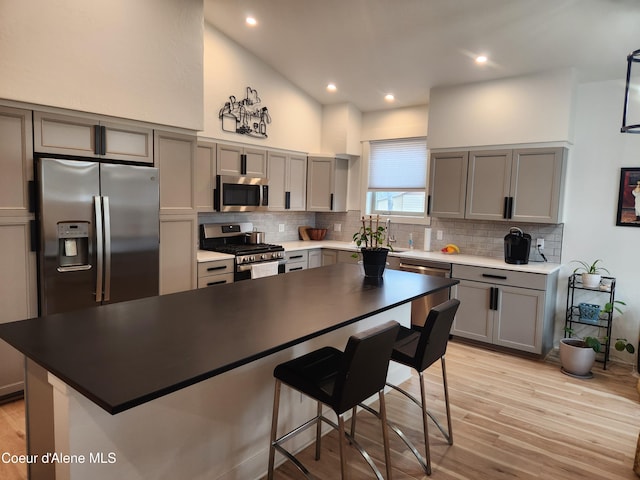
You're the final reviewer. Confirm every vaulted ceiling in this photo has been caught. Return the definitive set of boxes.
[204,0,640,112]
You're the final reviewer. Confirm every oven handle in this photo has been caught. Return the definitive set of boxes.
[237,260,285,272]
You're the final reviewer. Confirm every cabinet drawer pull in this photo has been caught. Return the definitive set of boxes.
[289,255,303,259]
[482,273,507,280]
[290,267,303,271]
[207,265,228,272]
[207,280,227,286]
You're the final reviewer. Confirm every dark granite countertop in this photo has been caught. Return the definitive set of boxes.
[0,264,457,414]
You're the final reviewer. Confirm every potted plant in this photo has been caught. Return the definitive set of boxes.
[561,326,635,378]
[352,215,393,277]
[571,259,610,288]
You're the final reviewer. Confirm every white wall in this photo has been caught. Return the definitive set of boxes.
[428,69,576,149]
[321,103,362,155]
[202,24,322,153]
[361,105,428,141]
[563,79,640,358]
[0,0,204,131]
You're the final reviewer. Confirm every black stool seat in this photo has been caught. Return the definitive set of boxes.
[267,320,400,480]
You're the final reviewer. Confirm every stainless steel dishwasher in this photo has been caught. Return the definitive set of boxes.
[399,259,452,328]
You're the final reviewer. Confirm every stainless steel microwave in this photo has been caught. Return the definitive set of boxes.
[214,175,269,212]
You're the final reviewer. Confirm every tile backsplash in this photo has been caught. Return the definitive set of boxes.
[316,211,563,263]
[198,210,563,263]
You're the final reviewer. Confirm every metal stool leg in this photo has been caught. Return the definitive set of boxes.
[315,401,322,460]
[268,380,282,480]
[338,414,349,479]
[441,356,453,445]
[350,406,357,442]
[378,391,393,480]
[418,371,432,475]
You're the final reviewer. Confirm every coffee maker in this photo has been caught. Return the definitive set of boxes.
[504,227,531,264]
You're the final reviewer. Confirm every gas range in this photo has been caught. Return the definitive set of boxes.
[211,243,285,266]
[199,223,285,280]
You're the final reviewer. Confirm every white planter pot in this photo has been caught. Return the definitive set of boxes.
[581,273,601,289]
[559,338,596,378]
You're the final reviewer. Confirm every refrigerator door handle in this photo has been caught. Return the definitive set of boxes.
[94,195,104,303]
[103,196,111,302]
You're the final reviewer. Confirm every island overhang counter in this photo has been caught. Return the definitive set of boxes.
[0,263,458,480]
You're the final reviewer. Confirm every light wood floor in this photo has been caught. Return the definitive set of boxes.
[1,342,638,480]
[266,341,640,480]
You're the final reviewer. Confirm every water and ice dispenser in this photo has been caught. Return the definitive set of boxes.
[56,222,90,271]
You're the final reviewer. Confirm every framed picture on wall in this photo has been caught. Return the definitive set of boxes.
[616,167,640,227]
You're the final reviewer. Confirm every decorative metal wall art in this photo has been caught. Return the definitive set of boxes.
[219,87,271,138]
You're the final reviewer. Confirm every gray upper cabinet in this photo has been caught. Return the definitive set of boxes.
[428,151,468,219]
[509,148,566,223]
[465,150,513,221]
[267,151,307,211]
[0,106,33,216]
[33,111,153,164]
[306,156,348,212]
[430,147,566,224]
[216,143,267,177]
[195,140,216,211]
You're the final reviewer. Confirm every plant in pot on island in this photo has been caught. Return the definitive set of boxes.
[571,259,610,288]
[352,215,393,278]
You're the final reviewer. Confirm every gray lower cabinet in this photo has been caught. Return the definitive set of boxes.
[451,264,557,355]
[321,249,337,266]
[308,249,322,268]
[285,250,308,272]
[197,259,234,288]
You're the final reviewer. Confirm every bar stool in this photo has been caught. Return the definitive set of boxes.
[267,320,400,480]
[354,299,460,476]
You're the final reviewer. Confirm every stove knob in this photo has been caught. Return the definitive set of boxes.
[261,254,267,260]
[271,252,278,259]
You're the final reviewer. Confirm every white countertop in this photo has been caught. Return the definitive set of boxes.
[197,240,561,274]
[197,250,235,262]
[280,240,562,275]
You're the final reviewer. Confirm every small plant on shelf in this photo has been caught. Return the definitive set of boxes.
[571,259,610,288]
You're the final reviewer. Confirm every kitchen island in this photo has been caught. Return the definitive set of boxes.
[0,263,457,480]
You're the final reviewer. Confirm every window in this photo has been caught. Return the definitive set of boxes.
[366,138,427,217]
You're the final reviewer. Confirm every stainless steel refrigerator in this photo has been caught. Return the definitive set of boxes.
[37,157,159,316]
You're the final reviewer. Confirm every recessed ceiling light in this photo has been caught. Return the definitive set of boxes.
[327,83,337,92]
[475,55,488,64]
[246,17,257,26]
[384,94,395,102]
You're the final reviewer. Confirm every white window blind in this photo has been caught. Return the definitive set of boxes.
[368,138,427,189]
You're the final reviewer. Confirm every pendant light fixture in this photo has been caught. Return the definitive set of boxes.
[621,49,640,133]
